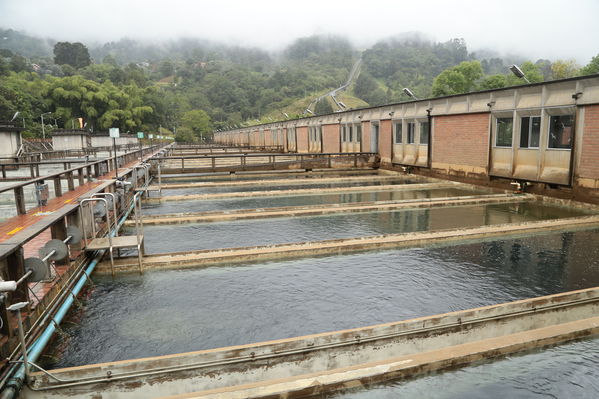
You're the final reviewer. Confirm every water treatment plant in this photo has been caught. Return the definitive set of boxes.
[1,74,599,398]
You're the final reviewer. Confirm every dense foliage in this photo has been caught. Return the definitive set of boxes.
[0,28,597,142]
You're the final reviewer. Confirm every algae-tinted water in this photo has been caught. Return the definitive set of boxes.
[140,202,588,254]
[142,187,486,215]
[53,228,599,370]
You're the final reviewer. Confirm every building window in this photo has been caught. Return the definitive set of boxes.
[420,122,429,145]
[342,126,346,142]
[548,115,574,149]
[519,116,541,148]
[394,122,402,144]
[356,124,362,143]
[495,118,513,147]
[348,125,353,142]
[407,122,415,144]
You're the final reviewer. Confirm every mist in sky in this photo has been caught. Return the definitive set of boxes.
[1,0,598,63]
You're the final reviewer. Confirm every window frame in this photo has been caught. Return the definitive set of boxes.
[495,117,514,148]
[394,121,402,144]
[419,121,429,145]
[519,115,541,149]
[407,122,416,144]
[547,114,574,150]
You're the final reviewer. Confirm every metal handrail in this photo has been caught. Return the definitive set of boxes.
[78,198,115,276]
[133,163,151,197]
[132,191,144,274]
[91,193,118,237]
[152,152,377,160]
[0,147,156,194]
[78,198,111,248]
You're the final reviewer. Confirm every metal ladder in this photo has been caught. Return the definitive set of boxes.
[80,192,144,276]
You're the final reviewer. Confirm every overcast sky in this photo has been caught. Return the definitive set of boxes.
[1,0,598,64]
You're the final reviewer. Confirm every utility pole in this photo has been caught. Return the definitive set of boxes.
[40,112,51,139]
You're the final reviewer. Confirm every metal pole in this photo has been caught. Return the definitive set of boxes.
[41,114,45,139]
[113,137,118,179]
[16,311,28,380]
[7,302,30,382]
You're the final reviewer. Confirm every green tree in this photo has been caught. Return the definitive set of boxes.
[551,59,580,80]
[175,127,197,143]
[579,55,599,76]
[9,55,29,73]
[431,60,483,96]
[479,74,508,90]
[314,98,334,115]
[158,60,175,78]
[53,42,91,69]
[181,109,212,141]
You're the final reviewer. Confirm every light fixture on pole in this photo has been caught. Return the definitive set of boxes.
[403,88,418,100]
[509,65,530,84]
[40,112,51,139]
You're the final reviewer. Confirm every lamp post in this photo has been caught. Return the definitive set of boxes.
[509,65,530,84]
[403,88,418,100]
[40,112,51,139]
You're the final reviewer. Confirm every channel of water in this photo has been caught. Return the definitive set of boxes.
[51,227,599,379]
[158,178,421,196]
[142,187,491,215]
[139,202,588,254]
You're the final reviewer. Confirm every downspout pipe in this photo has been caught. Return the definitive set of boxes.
[426,108,433,169]
[0,198,138,399]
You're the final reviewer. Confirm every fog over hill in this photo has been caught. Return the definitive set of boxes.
[1,0,598,64]
[1,0,598,143]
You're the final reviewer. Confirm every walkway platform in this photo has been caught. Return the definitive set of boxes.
[86,236,144,251]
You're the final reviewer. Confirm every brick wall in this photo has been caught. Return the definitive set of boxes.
[297,126,309,153]
[323,124,340,153]
[379,119,392,162]
[578,105,599,179]
[432,113,490,169]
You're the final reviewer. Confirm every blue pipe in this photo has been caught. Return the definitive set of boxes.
[1,198,139,398]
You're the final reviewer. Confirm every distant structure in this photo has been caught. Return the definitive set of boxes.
[214,74,599,203]
[0,121,24,159]
[50,129,91,151]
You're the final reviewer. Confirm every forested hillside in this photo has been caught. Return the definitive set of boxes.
[1,27,598,142]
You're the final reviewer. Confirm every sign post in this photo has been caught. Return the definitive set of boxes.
[137,132,144,160]
[109,128,120,178]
